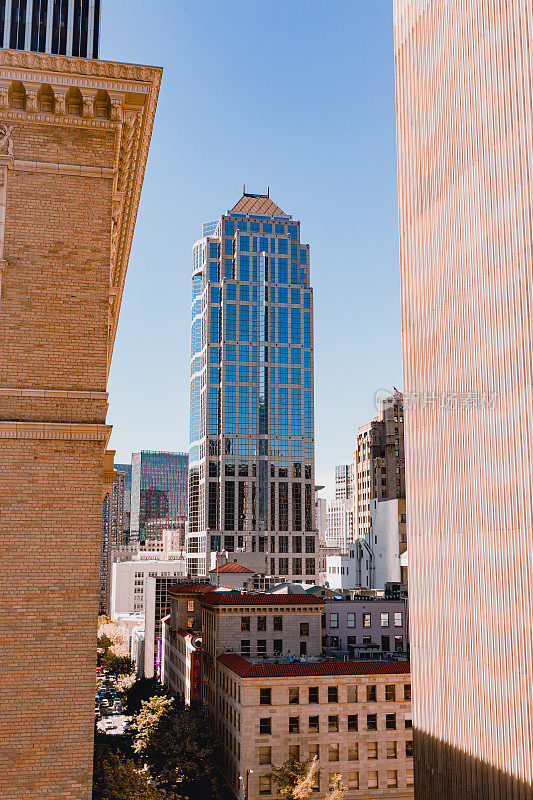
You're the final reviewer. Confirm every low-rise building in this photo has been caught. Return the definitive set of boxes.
[109,557,187,617]
[209,561,258,590]
[322,598,409,658]
[326,540,373,591]
[217,655,413,799]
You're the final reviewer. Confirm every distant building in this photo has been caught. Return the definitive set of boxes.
[144,575,186,680]
[99,467,126,614]
[325,497,355,551]
[335,463,354,499]
[325,541,373,591]
[0,0,101,58]
[315,492,327,538]
[209,560,257,590]
[115,463,132,541]
[369,498,407,588]
[130,451,188,545]
[109,557,187,618]
[322,597,409,659]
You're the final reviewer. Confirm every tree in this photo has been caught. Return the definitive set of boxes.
[325,774,347,800]
[98,633,113,652]
[102,649,133,675]
[125,677,171,717]
[270,758,319,800]
[93,738,167,800]
[134,700,225,800]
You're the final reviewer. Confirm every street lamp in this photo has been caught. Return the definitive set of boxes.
[239,769,253,800]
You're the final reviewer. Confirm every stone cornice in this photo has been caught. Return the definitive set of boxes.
[0,421,112,442]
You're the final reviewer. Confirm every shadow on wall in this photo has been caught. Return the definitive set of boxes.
[415,730,533,800]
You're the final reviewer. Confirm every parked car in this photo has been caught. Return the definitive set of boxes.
[114,701,122,714]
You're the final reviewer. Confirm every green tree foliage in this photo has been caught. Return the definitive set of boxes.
[93,738,166,800]
[102,650,133,675]
[98,633,113,652]
[325,774,347,800]
[270,757,319,800]
[134,698,225,800]
[125,677,171,716]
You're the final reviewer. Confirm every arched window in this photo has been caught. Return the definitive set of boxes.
[65,87,82,117]
[9,81,26,110]
[38,85,55,114]
[93,90,111,119]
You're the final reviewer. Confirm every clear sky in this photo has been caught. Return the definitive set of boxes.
[102,0,402,500]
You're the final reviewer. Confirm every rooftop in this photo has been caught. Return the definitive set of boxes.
[231,191,286,216]
[209,562,255,574]
[218,652,410,678]
[200,592,325,607]
[168,583,214,596]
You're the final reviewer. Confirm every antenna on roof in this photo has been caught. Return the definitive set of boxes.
[267,186,270,197]
[243,183,246,194]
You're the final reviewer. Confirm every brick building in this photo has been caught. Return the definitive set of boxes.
[0,49,160,798]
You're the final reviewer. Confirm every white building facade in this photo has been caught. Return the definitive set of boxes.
[109,558,187,618]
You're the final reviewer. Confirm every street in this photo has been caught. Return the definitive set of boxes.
[96,714,131,736]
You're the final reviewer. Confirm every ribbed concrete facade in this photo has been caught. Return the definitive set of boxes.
[394,2,533,798]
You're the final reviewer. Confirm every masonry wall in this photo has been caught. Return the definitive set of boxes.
[0,73,114,799]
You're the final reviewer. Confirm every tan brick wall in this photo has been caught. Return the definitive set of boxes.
[0,49,161,800]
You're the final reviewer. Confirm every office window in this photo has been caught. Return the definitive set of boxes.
[347,612,355,628]
[311,772,320,793]
[405,716,413,729]
[259,718,271,734]
[387,741,397,759]
[328,715,339,732]
[386,713,396,730]
[404,683,411,701]
[257,639,267,656]
[289,716,299,734]
[394,612,403,627]
[367,741,378,760]
[367,685,377,702]
[328,743,339,762]
[347,714,358,732]
[385,685,396,702]
[381,612,390,627]
[308,743,319,758]
[259,776,271,795]
[406,769,414,787]
[381,635,390,651]
[309,686,319,704]
[289,687,299,705]
[259,746,271,765]
[348,772,359,790]
[300,641,307,656]
[289,745,300,761]
[367,771,378,789]
[308,716,319,732]
[363,613,371,627]
[241,616,250,631]
[347,685,358,703]
[327,686,338,703]
[273,639,282,654]
[240,640,250,656]
[367,713,377,730]
[273,616,283,631]
[300,622,309,636]
[330,613,338,628]
[406,740,414,758]
[260,688,271,705]
[348,742,359,761]
[395,635,404,651]
[387,770,398,788]
[257,616,267,631]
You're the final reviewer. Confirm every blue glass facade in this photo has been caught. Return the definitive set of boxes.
[130,451,189,545]
[187,195,317,580]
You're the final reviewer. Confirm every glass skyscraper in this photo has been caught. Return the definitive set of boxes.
[187,192,317,582]
[0,0,100,58]
[130,451,189,545]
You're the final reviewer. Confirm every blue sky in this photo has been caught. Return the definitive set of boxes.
[103,0,402,499]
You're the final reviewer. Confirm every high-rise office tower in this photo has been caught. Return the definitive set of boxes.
[334,462,353,499]
[99,464,126,614]
[0,0,100,58]
[130,451,189,545]
[115,461,132,540]
[394,2,533,797]
[187,191,317,582]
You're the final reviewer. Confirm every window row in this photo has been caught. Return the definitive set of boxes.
[259,683,411,706]
[255,739,413,764]
[257,768,414,794]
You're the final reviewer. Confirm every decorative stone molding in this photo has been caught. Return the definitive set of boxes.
[0,421,113,443]
[0,388,108,400]
[14,159,116,179]
[54,90,66,116]
[25,88,38,113]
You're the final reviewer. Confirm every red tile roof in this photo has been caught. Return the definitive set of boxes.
[200,592,325,606]
[231,193,285,216]
[168,583,213,595]
[217,653,410,678]
[209,562,255,574]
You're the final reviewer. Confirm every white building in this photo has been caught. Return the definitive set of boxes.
[325,498,355,550]
[368,498,404,589]
[109,557,187,618]
[334,463,354,499]
[326,540,373,591]
[315,494,327,538]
